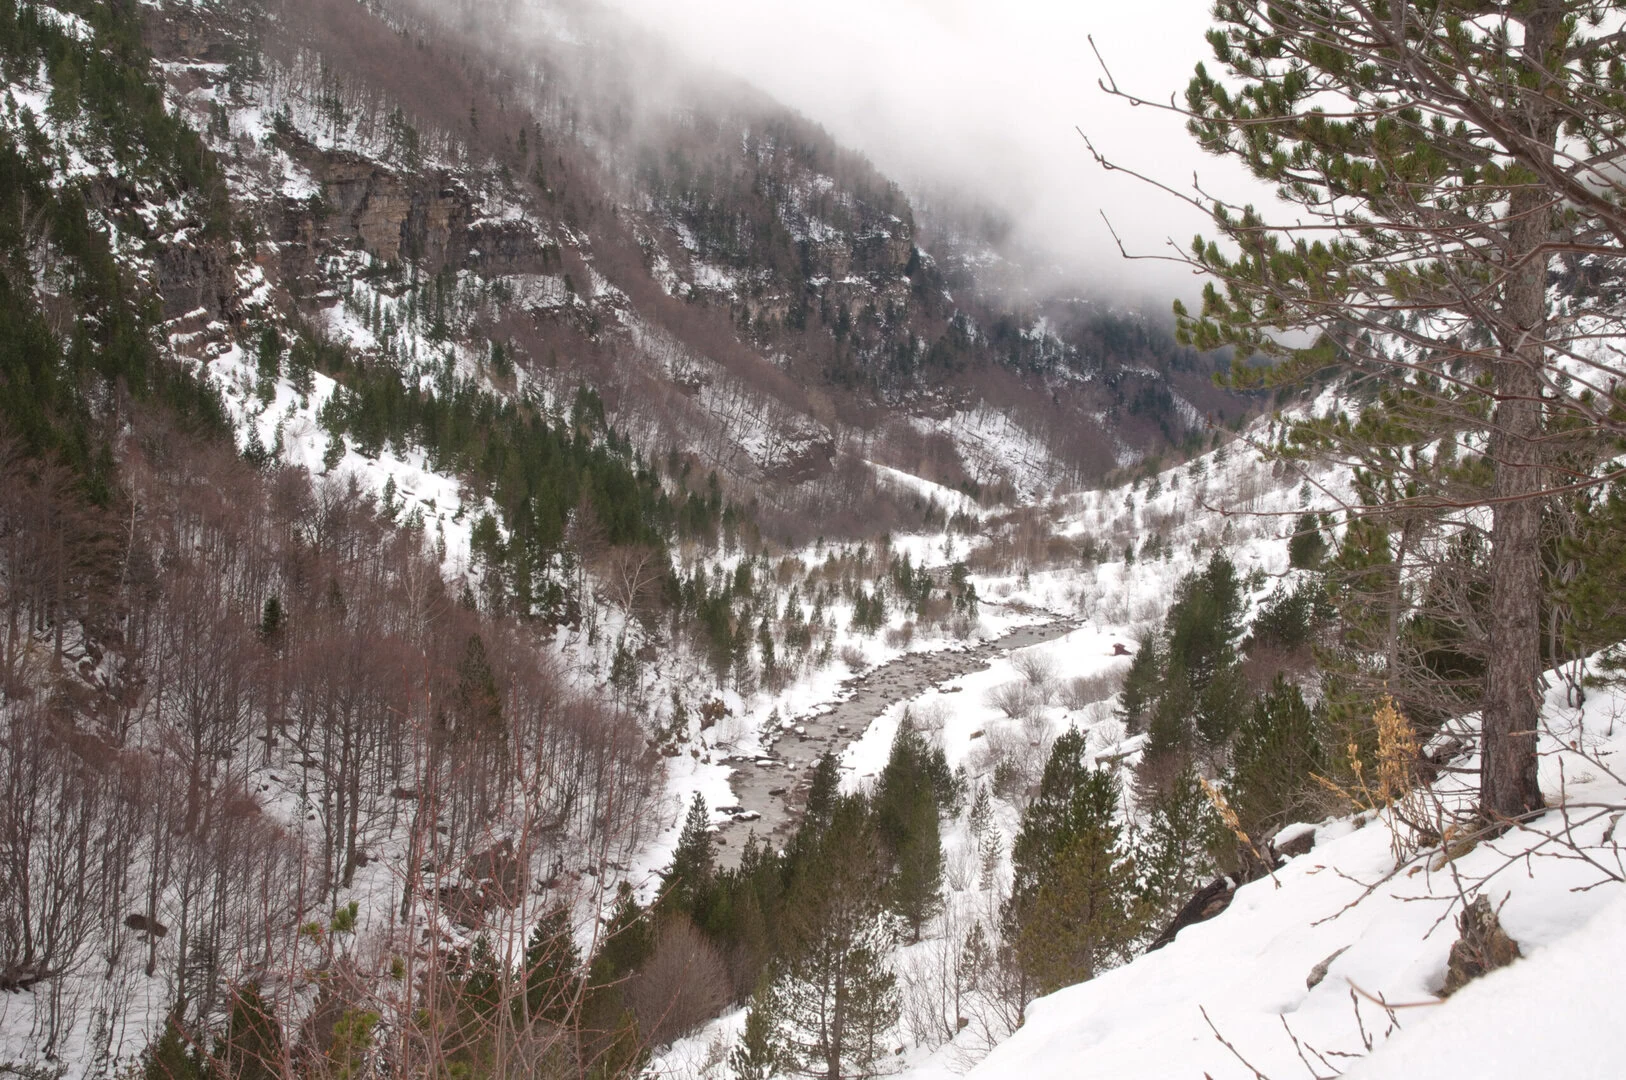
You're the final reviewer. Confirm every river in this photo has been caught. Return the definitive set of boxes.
[711,611,1078,865]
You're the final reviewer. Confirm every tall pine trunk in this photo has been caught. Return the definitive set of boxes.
[1483,325,1544,821]
[1481,5,1560,822]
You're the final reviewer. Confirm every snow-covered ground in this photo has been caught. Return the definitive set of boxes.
[924,671,1626,1080]
[645,423,1354,1075]
[651,419,1626,1080]
[634,412,1326,885]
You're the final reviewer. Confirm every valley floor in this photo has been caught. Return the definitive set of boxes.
[649,441,1626,1080]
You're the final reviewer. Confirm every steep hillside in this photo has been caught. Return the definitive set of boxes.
[913,673,1626,1080]
[11,3,1621,1080]
[141,0,1249,518]
[0,4,1259,1075]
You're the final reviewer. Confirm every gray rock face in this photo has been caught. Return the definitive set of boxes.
[154,238,234,323]
[308,154,551,274]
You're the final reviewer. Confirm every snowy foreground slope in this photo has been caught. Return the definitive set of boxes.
[923,677,1626,1080]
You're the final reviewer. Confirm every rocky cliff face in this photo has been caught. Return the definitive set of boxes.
[139,0,1251,502]
[262,146,557,278]
[153,237,236,323]
[144,5,239,64]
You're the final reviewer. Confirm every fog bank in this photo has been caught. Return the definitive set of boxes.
[599,0,1273,307]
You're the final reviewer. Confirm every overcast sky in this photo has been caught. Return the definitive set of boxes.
[599,0,1269,307]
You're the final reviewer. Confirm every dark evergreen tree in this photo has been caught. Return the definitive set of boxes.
[1135,763,1224,927]
[593,882,654,981]
[519,908,582,1026]
[1138,663,1195,788]
[770,796,899,1080]
[452,632,503,742]
[1288,512,1328,570]
[1164,551,1244,695]
[1194,658,1250,747]
[758,615,778,684]
[1008,727,1096,917]
[1228,676,1323,843]
[142,1006,208,1080]
[1019,803,1138,994]
[968,782,1003,891]
[1248,580,1325,655]
[1117,630,1163,733]
[1559,483,1626,673]
[257,595,284,647]
[729,983,781,1080]
[1167,0,1626,823]
[801,752,841,838]
[663,793,717,917]
[1006,739,1138,994]
[873,716,945,941]
[579,884,652,1080]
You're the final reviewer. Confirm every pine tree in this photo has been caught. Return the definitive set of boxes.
[1158,0,1626,822]
[1123,553,1251,785]
[1136,763,1224,927]
[1019,818,1139,994]
[663,793,716,917]
[1007,727,1096,916]
[730,983,781,1080]
[458,935,504,1022]
[873,716,945,941]
[772,796,900,1080]
[142,1006,207,1080]
[1006,749,1138,994]
[967,782,995,841]
[257,595,284,647]
[519,908,582,1026]
[1164,552,1244,696]
[1194,657,1250,747]
[1136,664,1194,791]
[594,882,654,980]
[220,983,283,1080]
[1559,484,1626,671]
[1117,630,1163,732]
[579,884,651,1079]
[710,830,785,997]
[968,783,1003,891]
[1288,512,1327,570]
[758,615,778,685]
[801,752,841,839]
[1228,676,1323,842]
[956,921,994,1001]
[452,632,503,742]
[326,1008,379,1080]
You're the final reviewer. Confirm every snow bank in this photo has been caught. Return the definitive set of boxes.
[918,677,1626,1080]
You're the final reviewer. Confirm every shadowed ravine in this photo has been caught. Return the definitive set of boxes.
[712,611,1079,866]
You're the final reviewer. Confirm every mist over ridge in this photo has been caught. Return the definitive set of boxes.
[591,0,1276,310]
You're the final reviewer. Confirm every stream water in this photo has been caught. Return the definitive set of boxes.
[711,612,1079,866]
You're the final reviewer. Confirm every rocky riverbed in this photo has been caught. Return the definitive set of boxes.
[711,613,1079,865]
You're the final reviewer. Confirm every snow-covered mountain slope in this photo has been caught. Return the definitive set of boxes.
[647,421,1357,1076]
[140,0,1250,511]
[14,4,1622,1080]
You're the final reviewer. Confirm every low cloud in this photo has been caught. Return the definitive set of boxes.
[599,0,1274,308]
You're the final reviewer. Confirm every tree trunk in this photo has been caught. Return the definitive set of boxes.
[1481,6,1560,823]
[1482,377,1544,823]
